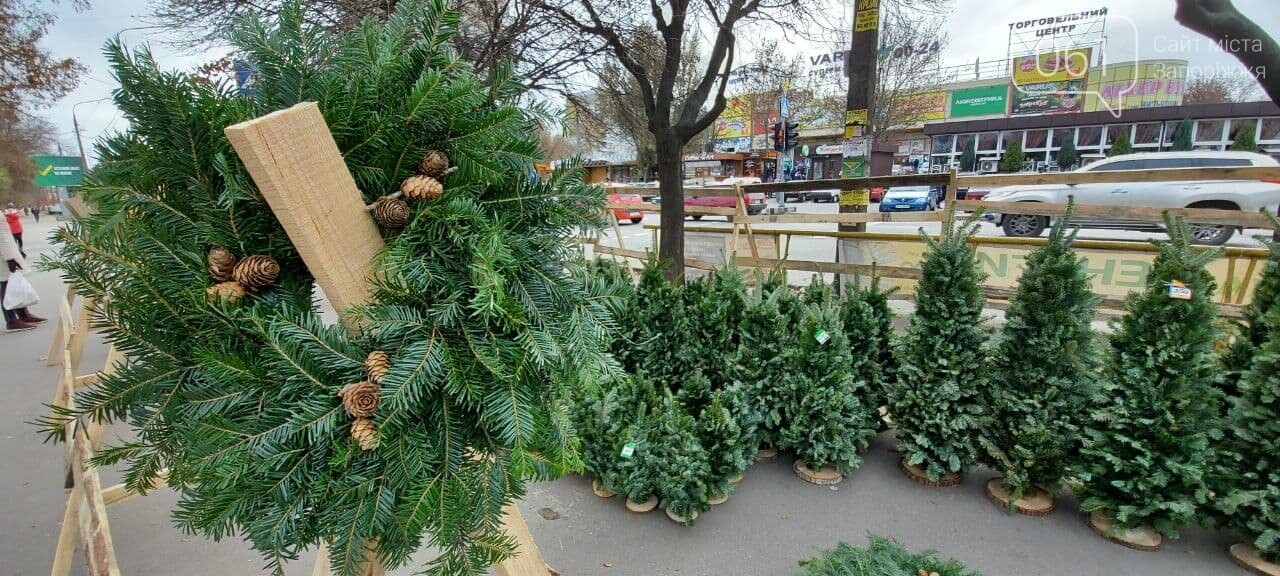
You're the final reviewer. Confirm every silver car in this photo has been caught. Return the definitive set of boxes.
[983,151,1280,245]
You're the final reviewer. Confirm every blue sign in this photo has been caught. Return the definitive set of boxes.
[779,96,791,117]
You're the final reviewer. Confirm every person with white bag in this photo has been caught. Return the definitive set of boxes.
[1,224,44,332]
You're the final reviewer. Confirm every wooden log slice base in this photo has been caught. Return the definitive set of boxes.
[985,478,1056,516]
[729,474,744,485]
[625,495,659,513]
[664,508,698,526]
[898,457,961,487]
[794,460,844,485]
[755,447,778,463]
[879,406,894,426]
[708,493,729,506]
[1230,543,1280,576]
[1087,511,1163,551]
[590,478,615,499]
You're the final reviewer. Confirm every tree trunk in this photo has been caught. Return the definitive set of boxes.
[655,130,686,281]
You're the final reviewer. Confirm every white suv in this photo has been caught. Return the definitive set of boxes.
[983,151,1280,245]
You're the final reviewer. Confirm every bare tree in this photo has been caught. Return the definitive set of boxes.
[533,0,821,279]
[1183,71,1263,104]
[869,13,947,144]
[1175,0,1280,105]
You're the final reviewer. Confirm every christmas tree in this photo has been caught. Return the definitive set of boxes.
[1056,137,1079,170]
[41,2,614,573]
[1230,122,1258,151]
[999,139,1024,173]
[888,214,991,482]
[698,390,750,499]
[649,391,712,524]
[801,274,837,306]
[982,202,1098,507]
[1074,216,1223,537]
[1107,130,1133,156]
[688,264,749,390]
[959,139,977,172]
[779,301,877,475]
[1215,308,1280,562]
[1172,118,1194,151]
[840,274,898,428]
[734,286,793,449]
[629,258,695,383]
[1224,212,1280,386]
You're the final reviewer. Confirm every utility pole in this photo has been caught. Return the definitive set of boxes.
[839,0,881,234]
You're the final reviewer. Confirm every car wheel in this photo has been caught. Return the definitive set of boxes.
[1001,213,1047,238]
[691,214,703,221]
[630,217,643,224]
[1189,223,1235,246]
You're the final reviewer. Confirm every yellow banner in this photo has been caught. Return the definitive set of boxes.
[1013,48,1092,86]
[840,189,870,207]
[855,0,879,31]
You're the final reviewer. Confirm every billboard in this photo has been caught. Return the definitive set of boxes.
[714,116,751,138]
[1012,47,1091,86]
[30,155,85,187]
[948,85,1008,117]
[1084,61,1186,113]
[1011,79,1086,115]
[891,91,946,128]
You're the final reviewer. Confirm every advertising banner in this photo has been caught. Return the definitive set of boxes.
[713,137,752,152]
[1012,47,1091,86]
[715,116,751,139]
[752,112,779,136]
[948,85,1008,117]
[1084,61,1186,113]
[30,155,85,187]
[1011,79,1086,115]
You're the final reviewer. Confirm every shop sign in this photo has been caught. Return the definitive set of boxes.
[1011,79,1086,114]
[815,144,843,155]
[948,85,1008,117]
[1012,48,1091,86]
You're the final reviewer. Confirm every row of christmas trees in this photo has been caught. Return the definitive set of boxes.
[573,207,1278,564]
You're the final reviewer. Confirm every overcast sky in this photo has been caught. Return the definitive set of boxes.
[37,0,1280,165]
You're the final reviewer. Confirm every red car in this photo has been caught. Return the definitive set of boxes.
[685,189,768,220]
[607,193,646,224]
[870,186,885,202]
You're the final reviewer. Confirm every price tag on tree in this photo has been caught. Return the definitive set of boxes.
[1166,280,1192,300]
[814,329,831,345]
[620,442,637,459]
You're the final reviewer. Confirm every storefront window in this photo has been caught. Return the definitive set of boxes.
[1051,128,1074,150]
[1229,120,1257,143]
[978,132,998,151]
[1261,118,1280,142]
[1134,123,1162,145]
[1077,126,1102,147]
[1164,121,1184,144]
[1195,119,1225,143]
[1000,131,1023,150]
[956,133,975,152]
[1024,130,1048,149]
[1106,125,1131,146]
[932,135,954,155]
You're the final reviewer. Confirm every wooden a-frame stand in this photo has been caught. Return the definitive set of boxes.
[225,102,553,576]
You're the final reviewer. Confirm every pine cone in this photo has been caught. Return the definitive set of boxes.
[351,417,379,451]
[339,381,381,418]
[208,246,238,282]
[232,255,280,289]
[400,175,443,201]
[419,150,450,178]
[205,281,246,303]
[371,196,410,228]
[365,351,391,385]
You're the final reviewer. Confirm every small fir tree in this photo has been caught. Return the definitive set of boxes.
[690,265,749,390]
[779,301,878,474]
[1108,130,1133,156]
[999,139,1025,173]
[959,139,977,172]
[801,274,837,306]
[613,374,662,501]
[796,535,980,576]
[1057,137,1079,170]
[1172,118,1194,151]
[1226,212,1280,378]
[699,390,750,498]
[982,202,1099,505]
[1230,122,1258,151]
[1074,216,1223,537]
[631,259,696,384]
[734,287,793,449]
[650,391,712,524]
[840,275,898,429]
[888,214,991,480]
[1215,308,1280,561]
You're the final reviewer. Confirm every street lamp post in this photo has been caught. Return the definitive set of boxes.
[71,97,111,172]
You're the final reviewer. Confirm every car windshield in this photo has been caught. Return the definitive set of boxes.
[887,187,930,198]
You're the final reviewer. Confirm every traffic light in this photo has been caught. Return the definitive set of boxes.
[770,122,784,151]
[784,122,800,150]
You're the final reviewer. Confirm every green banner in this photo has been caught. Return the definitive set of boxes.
[30,155,85,187]
[948,85,1008,118]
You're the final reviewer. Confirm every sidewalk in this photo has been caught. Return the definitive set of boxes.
[1,215,1242,575]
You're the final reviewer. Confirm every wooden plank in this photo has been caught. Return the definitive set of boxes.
[51,482,83,576]
[603,202,737,216]
[67,298,95,378]
[747,211,946,225]
[225,102,383,334]
[593,244,719,271]
[70,424,121,576]
[227,102,547,576]
[46,287,76,366]
[744,173,951,193]
[957,166,1280,187]
[737,256,924,280]
[101,470,169,507]
[955,200,1278,229]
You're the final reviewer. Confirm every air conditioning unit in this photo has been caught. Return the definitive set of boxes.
[978,158,999,173]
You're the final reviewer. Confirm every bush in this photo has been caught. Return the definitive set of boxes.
[981,203,1098,505]
[888,215,991,480]
[795,534,981,576]
[1074,216,1224,537]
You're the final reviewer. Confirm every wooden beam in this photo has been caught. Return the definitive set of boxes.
[101,470,170,507]
[226,102,550,576]
[957,166,1280,187]
[70,424,120,576]
[746,211,946,225]
[46,287,77,365]
[955,200,1278,229]
[604,202,737,216]
[737,256,924,280]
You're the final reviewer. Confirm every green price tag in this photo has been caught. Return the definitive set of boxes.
[620,442,636,459]
[814,329,831,345]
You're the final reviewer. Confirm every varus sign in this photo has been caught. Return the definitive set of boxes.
[1008,8,1107,37]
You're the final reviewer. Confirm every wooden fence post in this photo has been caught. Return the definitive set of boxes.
[225,102,552,576]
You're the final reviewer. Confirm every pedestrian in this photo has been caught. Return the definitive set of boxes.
[32,206,39,223]
[1,224,45,332]
[4,202,23,255]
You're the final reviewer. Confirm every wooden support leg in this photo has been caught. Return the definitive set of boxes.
[46,288,76,365]
[67,299,93,377]
[50,483,83,576]
[70,425,121,576]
